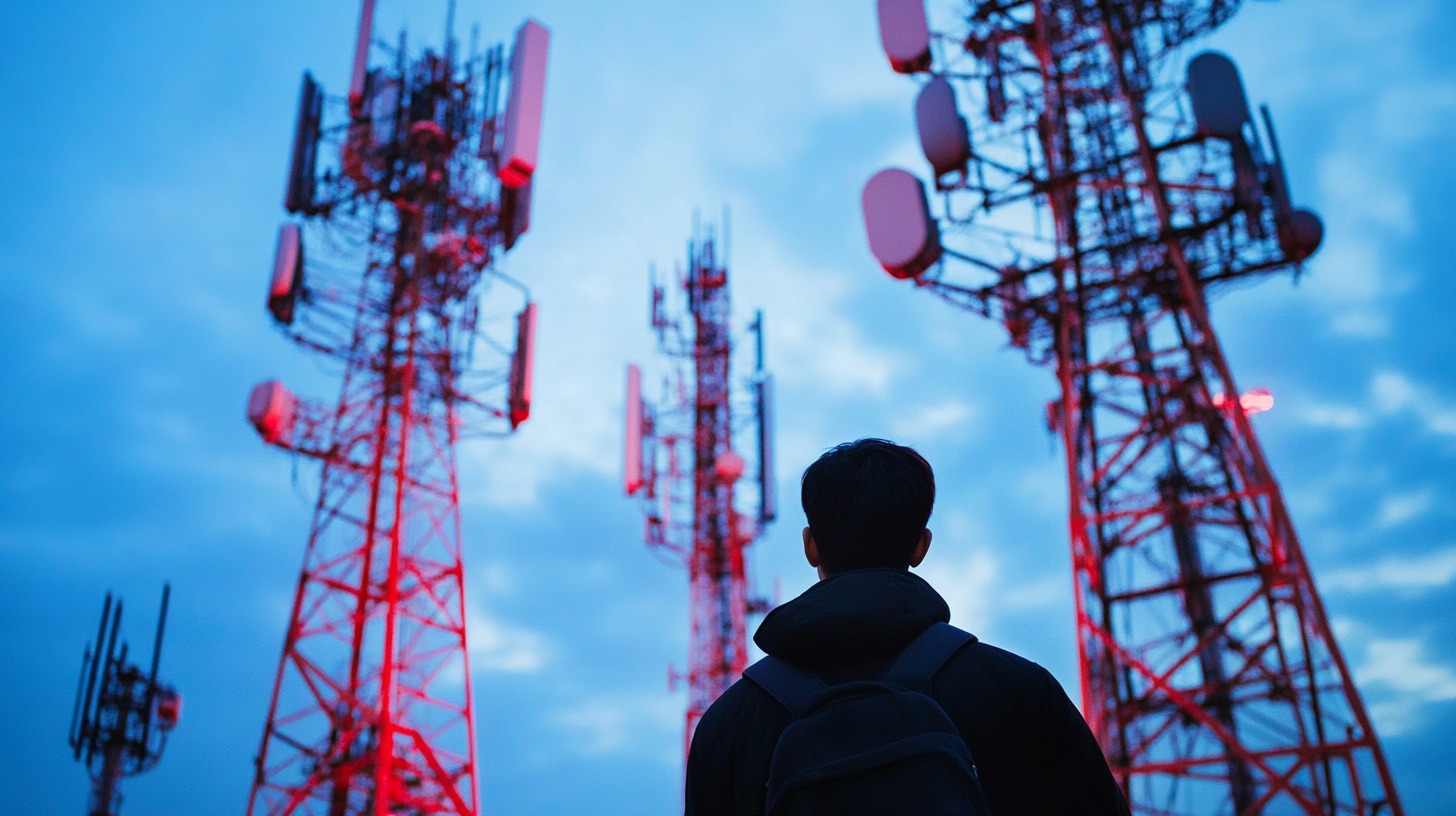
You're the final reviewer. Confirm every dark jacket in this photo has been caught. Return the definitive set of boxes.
[685,569,1130,816]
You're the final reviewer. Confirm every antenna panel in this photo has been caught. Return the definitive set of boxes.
[284,73,323,214]
[498,20,551,189]
[915,76,971,176]
[876,0,931,74]
[348,0,377,111]
[268,224,304,324]
[861,168,941,278]
[508,303,538,428]
[756,375,776,522]
[370,74,402,150]
[625,364,645,495]
[1186,51,1250,139]
[247,380,298,445]
[501,177,532,250]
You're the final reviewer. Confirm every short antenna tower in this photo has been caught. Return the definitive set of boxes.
[68,584,181,816]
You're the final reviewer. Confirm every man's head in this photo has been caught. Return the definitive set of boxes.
[800,438,935,576]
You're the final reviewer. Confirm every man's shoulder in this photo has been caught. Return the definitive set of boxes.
[685,673,796,816]
[694,672,794,743]
[957,637,1057,676]
[936,635,1069,705]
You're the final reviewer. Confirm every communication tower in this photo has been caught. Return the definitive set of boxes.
[863,1,1402,813]
[244,1,549,813]
[624,220,777,759]
[69,585,181,816]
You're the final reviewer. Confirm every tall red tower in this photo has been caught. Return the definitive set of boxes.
[625,221,776,759]
[863,1,1402,813]
[244,2,548,813]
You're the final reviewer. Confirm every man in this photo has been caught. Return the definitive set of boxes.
[685,438,1130,815]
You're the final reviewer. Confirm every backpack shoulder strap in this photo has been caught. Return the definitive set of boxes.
[744,656,829,718]
[882,622,978,692]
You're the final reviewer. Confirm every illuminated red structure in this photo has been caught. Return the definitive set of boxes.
[245,2,548,813]
[864,1,1402,813]
[625,221,776,759]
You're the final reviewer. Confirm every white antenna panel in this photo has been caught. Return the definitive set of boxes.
[498,20,551,189]
[1186,51,1250,139]
[508,302,538,428]
[247,380,297,446]
[625,364,644,495]
[268,224,303,325]
[877,0,931,74]
[861,168,941,279]
[916,76,970,176]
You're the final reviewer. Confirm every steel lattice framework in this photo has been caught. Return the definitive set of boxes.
[625,223,776,760]
[864,1,1402,813]
[245,3,547,813]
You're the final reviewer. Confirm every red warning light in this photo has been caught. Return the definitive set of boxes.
[1212,386,1274,415]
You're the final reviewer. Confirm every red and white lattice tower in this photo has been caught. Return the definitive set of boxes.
[243,2,548,813]
[863,1,1402,813]
[624,221,777,760]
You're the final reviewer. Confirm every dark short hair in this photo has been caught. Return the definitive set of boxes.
[800,438,935,573]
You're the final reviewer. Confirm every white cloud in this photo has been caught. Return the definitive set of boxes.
[1369,369,1456,437]
[1371,370,1418,414]
[467,606,548,674]
[1298,402,1368,430]
[1307,155,1401,338]
[1327,311,1389,339]
[1322,545,1456,594]
[891,398,976,441]
[473,563,520,596]
[551,691,681,757]
[1317,150,1415,240]
[1373,488,1435,530]
[1012,462,1068,517]
[1353,636,1456,736]
[1371,78,1456,147]
[1002,573,1066,611]
[917,543,998,636]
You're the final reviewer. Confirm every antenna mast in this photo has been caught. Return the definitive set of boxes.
[245,2,550,812]
[69,585,181,816]
[864,1,1401,813]
[625,219,777,761]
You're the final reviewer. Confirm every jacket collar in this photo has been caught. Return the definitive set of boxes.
[753,568,952,669]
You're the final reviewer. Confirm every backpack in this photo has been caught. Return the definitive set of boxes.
[744,622,992,816]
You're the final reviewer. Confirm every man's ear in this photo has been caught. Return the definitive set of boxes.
[802,527,821,568]
[908,528,932,568]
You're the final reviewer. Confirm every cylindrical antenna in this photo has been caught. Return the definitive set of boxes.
[445,0,457,55]
[1259,103,1293,218]
[69,645,93,753]
[756,374,776,523]
[147,584,170,692]
[76,594,113,758]
[723,206,732,271]
[88,598,124,765]
[140,583,172,750]
[753,309,765,373]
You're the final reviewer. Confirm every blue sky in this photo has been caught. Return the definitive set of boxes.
[1,0,1453,813]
